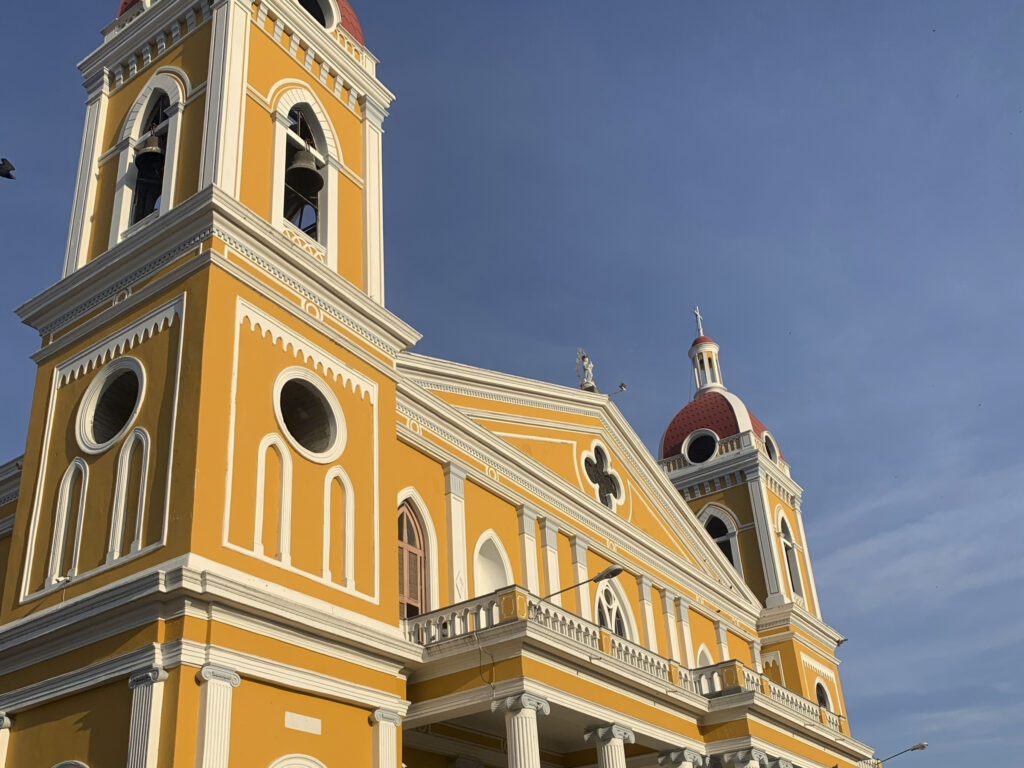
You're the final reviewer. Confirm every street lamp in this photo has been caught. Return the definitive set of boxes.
[876,743,927,765]
[541,564,624,602]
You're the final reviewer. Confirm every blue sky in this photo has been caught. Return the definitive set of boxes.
[1,2,1022,765]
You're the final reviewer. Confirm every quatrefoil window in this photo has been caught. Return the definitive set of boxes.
[584,445,622,509]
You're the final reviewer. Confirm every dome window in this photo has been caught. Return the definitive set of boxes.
[685,431,718,464]
[764,434,778,462]
[297,0,328,25]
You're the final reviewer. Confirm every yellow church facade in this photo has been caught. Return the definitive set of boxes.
[0,2,877,768]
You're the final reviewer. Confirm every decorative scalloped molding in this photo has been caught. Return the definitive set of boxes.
[56,302,181,387]
[240,306,375,402]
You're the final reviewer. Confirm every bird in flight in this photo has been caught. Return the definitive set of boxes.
[0,158,15,180]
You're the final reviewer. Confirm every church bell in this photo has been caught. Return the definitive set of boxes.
[285,149,324,197]
[134,135,164,179]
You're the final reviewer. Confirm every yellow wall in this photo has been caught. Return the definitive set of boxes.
[6,681,132,767]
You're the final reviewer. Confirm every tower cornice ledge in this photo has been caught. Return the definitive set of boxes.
[756,603,846,651]
[17,187,421,359]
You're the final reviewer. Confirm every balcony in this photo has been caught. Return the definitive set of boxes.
[404,586,846,735]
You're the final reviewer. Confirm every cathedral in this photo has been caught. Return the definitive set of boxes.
[0,1,878,767]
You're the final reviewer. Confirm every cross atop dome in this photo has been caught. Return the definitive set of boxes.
[688,309,724,394]
[694,306,704,337]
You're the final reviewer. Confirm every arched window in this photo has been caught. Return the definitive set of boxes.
[780,517,804,598]
[696,645,714,668]
[48,459,88,586]
[398,501,426,618]
[593,580,634,641]
[108,71,187,250]
[815,681,831,710]
[130,93,170,225]
[283,106,326,242]
[472,532,512,597]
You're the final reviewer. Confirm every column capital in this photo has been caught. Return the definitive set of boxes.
[768,758,793,768]
[715,749,769,768]
[444,463,466,497]
[569,533,589,561]
[360,95,389,128]
[636,573,654,598]
[0,712,11,729]
[494,693,550,716]
[538,517,559,546]
[584,723,635,745]
[517,505,539,532]
[370,708,402,726]
[197,663,240,687]
[659,749,708,768]
[129,666,168,689]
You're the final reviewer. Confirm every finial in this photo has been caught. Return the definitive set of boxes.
[694,306,704,337]
[576,348,596,392]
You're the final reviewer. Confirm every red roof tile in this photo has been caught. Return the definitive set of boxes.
[660,391,772,459]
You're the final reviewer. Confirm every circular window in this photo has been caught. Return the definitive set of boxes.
[77,357,145,454]
[273,369,345,462]
[296,0,335,27]
[764,434,778,462]
[685,432,717,464]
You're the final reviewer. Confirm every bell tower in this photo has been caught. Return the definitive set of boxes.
[63,0,390,303]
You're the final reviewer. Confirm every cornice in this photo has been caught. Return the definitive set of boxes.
[757,603,845,651]
[0,457,23,508]
[17,188,421,359]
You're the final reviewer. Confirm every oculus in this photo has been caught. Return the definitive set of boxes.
[273,368,346,462]
[76,357,146,454]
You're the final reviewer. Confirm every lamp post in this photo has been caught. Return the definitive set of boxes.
[541,564,624,602]
[876,742,927,765]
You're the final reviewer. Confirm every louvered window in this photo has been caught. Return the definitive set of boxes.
[398,502,426,618]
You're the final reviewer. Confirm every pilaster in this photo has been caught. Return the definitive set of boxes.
[792,502,821,616]
[538,517,561,605]
[494,694,550,768]
[64,68,110,275]
[200,0,251,193]
[714,620,730,662]
[361,95,387,304]
[0,712,11,768]
[570,534,592,620]
[195,664,241,768]
[637,574,659,652]
[371,708,402,768]
[445,464,468,603]
[585,723,635,768]
[749,638,763,673]
[661,589,682,663]
[674,595,696,668]
[745,467,785,607]
[516,506,540,594]
[127,666,168,768]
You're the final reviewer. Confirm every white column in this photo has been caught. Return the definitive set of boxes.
[0,712,11,768]
[371,709,401,768]
[661,590,681,663]
[585,723,635,768]
[538,518,561,605]
[200,0,251,192]
[63,68,109,275]
[496,694,549,768]
[445,464,469,603]
[195,664,240,768]
[569,535,592,620]
[127,666,168,768]
[745,468,786,608]
[675,596,696,668]
[636,575,658,653]
[516,506,540,594]
[714,620,730,662]
[659,748,707,768]
[361,95,387,304]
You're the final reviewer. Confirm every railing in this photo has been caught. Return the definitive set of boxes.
[404,588,844,733]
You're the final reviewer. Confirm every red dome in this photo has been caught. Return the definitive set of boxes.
[118,0,363,44]
[660,391,772,459]
[118,0,141,17]
[336,0,364,44]
[691,335,716,346]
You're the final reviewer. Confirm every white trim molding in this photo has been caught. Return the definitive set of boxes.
[195,664,240,768]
